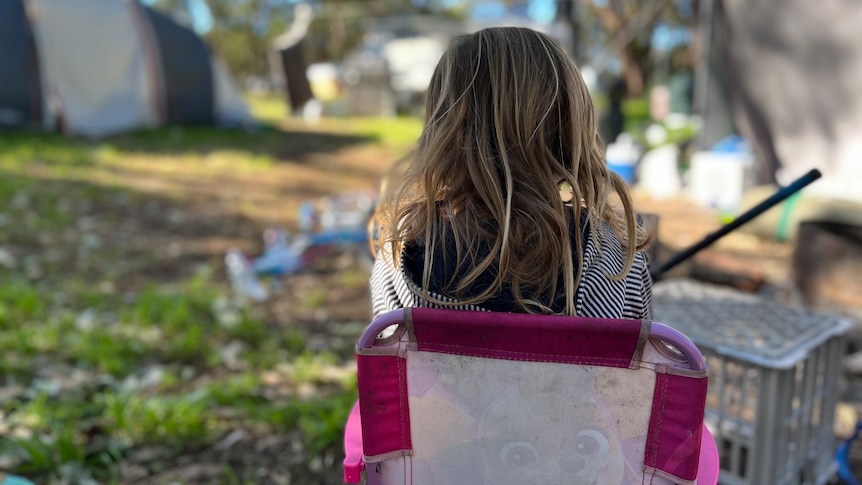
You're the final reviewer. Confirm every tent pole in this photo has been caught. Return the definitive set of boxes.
[650,169,823,281]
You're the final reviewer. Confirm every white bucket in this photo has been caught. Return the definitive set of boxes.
[687,151,755,212]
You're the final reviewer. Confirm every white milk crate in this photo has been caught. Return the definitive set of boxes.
[653,280,851,485]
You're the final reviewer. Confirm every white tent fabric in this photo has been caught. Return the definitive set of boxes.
[704,0,862,202]
[724,0,862,201]
[30,0,159,137]
[212,57,251,126]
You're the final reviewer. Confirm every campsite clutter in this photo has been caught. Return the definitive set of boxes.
[226,191,376,303]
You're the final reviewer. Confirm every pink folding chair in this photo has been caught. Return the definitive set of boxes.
[344,308,719,484]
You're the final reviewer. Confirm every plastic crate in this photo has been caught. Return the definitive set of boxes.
[653,280,852,485]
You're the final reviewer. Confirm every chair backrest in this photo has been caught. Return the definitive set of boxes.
[355,308,708,485]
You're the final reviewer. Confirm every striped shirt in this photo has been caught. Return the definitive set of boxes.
[370,220,653,320]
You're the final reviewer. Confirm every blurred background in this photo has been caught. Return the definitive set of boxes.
[1,0,862,483]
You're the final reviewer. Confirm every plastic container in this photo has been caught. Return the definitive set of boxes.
[688,136,755,213]
[637,144,681,200]
[225,249,268,302]
[606,133,641,185]
[653,279,851,485]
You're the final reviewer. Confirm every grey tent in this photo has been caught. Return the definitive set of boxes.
[0,0,251,137]
[696,0,862,201]
[0,0,43,129]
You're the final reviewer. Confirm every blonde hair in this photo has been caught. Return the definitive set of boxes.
[374,27,649,316]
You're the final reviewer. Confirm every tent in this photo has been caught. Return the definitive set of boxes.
[695,0,862,201]
[0,0,251,138]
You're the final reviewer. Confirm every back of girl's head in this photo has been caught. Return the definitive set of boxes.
[377,27,647,315]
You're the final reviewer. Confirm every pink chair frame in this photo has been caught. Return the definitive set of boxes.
[344,308,719,484]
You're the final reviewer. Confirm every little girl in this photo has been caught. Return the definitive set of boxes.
[370,27,652,320]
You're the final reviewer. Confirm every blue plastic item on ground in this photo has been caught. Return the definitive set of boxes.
[607,162,636,185]
[308,229,367,246]
[605,133,640,185]
[251,242,304,276]
[837,420,862,484]
[0,475,36,485]
[711,135,748,153]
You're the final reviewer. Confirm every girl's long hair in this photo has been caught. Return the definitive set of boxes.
[374,27,649,316]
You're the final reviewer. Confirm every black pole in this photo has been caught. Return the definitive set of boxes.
[650,168,823,280]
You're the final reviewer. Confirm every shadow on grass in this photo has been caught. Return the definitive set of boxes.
[111,125,379,160]
[0,169,263,291]
[0,124,379,166]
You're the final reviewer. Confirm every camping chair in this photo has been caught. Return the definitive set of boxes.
[343,308,719,484]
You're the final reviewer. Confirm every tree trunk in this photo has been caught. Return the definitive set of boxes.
[620,47,645,97]
[580,0,668,97]
[325,1,346,60]
[556,0,581,62]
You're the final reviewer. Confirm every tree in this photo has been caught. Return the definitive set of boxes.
[303,0,370,64]
[148,0,429,83]
[202,0,291,82]
[147,0,296,82]
[555,0,581,63]
[589,0,662,97]
[561,0,683,97]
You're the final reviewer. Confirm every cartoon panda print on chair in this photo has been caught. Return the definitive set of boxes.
[477,383,636,484]
[404,353,654,484]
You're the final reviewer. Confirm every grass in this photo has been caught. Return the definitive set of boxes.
[0,95,417,483]
[0,268,360,482]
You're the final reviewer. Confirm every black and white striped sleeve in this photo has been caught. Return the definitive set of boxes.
[370,252,405,320]
[370,221,653,321]
[576,222,654,320]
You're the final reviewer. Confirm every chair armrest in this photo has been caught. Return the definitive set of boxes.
[343,400,365,483]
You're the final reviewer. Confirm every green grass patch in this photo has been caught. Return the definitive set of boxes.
[0,266,361,481]
[244,91,423,149]
[622,96,651,134]
[245,92,290,125]
[345,116,423,148]
[103,391,213,450]
[0,279,46,329]
[0,133,95,169]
